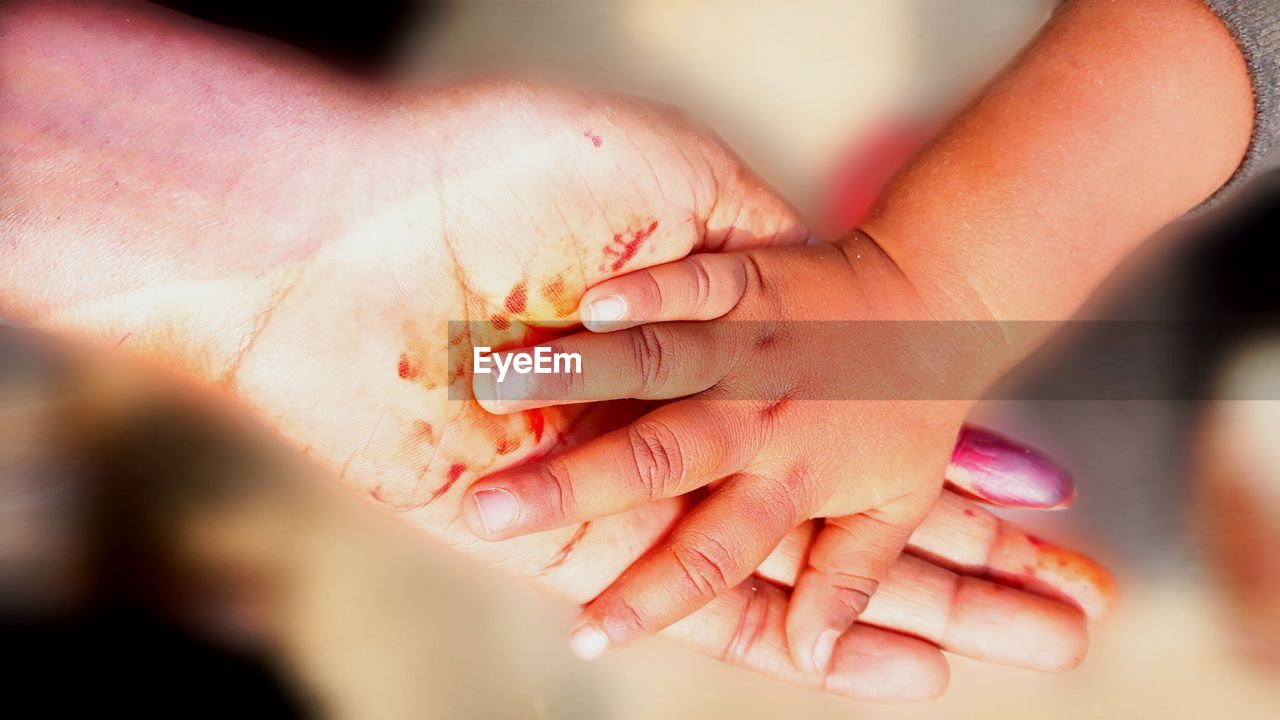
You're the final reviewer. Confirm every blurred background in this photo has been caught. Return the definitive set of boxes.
[3,1,1278,717]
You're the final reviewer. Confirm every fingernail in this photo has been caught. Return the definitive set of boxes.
[812,629,840,672]
[471,488,519,534]
[494,369,532,406]
[951,426,1074,508]
[584,295,627,328]
[569,624,610,661]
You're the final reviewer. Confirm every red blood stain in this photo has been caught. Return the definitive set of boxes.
[415,421,435,444]
[526,409,546,443]
[397,353,421,380]
[963,509,977,517]
[448,363,467,385]
[490,313,510,330]
[545,410,590,448]
[540,275,577,317]
[538,521,592,576]
[521,325,562,347]
[541,275,565,301]
[1018,535,1118,616]
[429,463,468,502]
[504,282,528,314]
[370,485,385,502]
[495,437,518,455]
[602,220,659,272]
[583,130,602,148]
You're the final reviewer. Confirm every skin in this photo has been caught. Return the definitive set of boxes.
[461,0,1253,675]
[0,0,1116,702]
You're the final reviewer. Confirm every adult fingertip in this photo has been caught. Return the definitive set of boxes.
[948,576,1090,672]
[1088,565,1120,621]
[1045,613,1090,672]
[994,529,1120,622]
[825,627,950,702]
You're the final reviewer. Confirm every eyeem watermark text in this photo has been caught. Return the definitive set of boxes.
[473,346,582,383]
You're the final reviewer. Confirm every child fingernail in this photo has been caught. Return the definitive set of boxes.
[495,369,532,406]
[584,295,628,328]
[569,623,610,660]
[812,628,841,672]
[471,488,519,534]
[472,358,534,412]
[951,426,1074,508]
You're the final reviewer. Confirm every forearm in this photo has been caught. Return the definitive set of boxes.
[863,0,1253,332]
[0,2,399,371]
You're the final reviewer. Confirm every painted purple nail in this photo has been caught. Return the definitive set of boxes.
[949,426,1075,508]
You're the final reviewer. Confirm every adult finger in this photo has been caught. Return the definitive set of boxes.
[662,575,950,703]
[861,553,1089,671]
[907,491,1118,619]
[757,491,1117,621]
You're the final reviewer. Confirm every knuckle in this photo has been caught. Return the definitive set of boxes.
[533,342,577,398]
[739,252,763,287]
[629,324,673,393]
[757,387,794,423]
[668,532,735,601]
[760,464,819,522]
[791,466,821,508]
[641,269,668,316]
[611,596,653,636]
[738,254,785,322]
[686,256,715,313]
[559,351,589,397]
[754,319,782,351]
[826,574,879,617]
[538,457,578,520]
[741,253,768,297]
[623,420,685,499]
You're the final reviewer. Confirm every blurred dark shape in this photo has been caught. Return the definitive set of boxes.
[1188,172,1280,672]
[1183,172,1280,390]
[1,329,309,716]
[5,607,304,716]
[1195,416,1280,671]
[152,0,438,70]
[1191,174,1280,318]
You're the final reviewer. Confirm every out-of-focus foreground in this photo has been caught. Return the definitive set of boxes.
[3,1,1279,718]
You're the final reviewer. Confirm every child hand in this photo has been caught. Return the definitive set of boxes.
[466,232,1041,670]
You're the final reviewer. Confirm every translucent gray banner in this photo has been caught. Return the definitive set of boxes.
[447,320,1279,401]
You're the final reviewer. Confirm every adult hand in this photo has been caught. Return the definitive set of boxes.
[0,0,1113,701]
